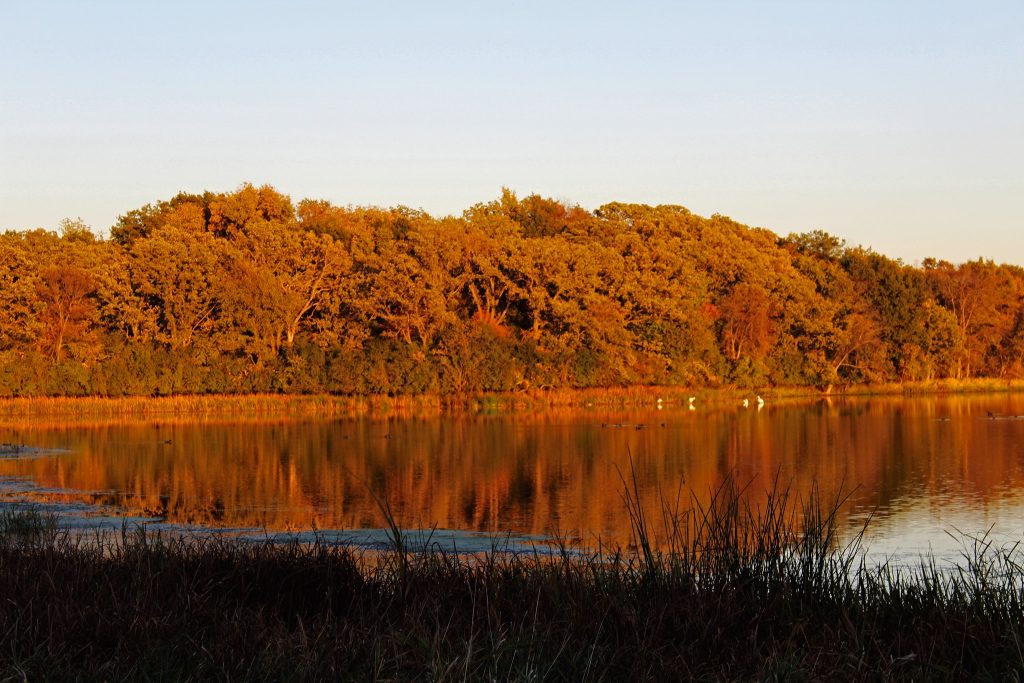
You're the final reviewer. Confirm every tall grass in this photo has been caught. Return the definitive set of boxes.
[1,482,1023,680]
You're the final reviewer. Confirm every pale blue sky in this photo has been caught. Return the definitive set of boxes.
[1,1,1021,264]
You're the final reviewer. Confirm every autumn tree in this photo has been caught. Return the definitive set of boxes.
[207,184,294,238]
[130,226,225,350]
[221,221,350,362]
[454,212,521,331]
[718,283,774,362]
[842,249,930,379]
[356,213,461,356]
[35,263,97,362]
[0,233,43,351]
[602,204,714,383]
[925,259,1019,378]
[111,192,210,246]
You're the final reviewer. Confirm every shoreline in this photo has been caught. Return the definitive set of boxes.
[0,378,1022,418]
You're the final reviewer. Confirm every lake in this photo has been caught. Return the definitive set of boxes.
[2,393,1024,562]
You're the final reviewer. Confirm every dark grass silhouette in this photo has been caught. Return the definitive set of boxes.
[0,479,1022,681]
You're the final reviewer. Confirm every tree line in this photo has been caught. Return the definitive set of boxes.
[1,184,1022,397]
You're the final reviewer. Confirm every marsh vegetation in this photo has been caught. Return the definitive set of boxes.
[1,479,1022,681]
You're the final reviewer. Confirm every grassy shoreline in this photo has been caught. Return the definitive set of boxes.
[0,377,1022,419]
[1,483,1022,680]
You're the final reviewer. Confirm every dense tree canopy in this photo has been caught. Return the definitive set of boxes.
[1,184,1022,397]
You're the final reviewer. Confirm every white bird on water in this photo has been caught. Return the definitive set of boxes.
[757,395,765,408]
[742,398,749,408]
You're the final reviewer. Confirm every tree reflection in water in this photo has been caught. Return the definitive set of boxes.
[1,394,1023,559]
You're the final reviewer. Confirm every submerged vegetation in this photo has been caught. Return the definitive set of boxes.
[2,184,1023,399]
[1,482,1023,680]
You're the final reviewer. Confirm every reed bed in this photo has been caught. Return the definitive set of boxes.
[0,393,444,420]
[0,377,1021,420]
[841,377,1024,397]
[13,378,1024,421]
[1,480,1023,681]
[0,387,710,419]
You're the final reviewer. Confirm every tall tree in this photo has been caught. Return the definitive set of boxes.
[925,259,1017,378]
[222,222,351,362]
[130,226,225,350]
[718,283,774,362]
[35,264,97,362]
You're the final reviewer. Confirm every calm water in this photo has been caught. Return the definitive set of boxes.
[2,394,1024,561]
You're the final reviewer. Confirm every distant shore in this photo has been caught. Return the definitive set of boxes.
[0,378,1021,420]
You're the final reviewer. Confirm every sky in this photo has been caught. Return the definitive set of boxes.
[1,1,1021,265]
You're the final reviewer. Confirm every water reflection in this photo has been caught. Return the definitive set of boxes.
[1,394,1023,557]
